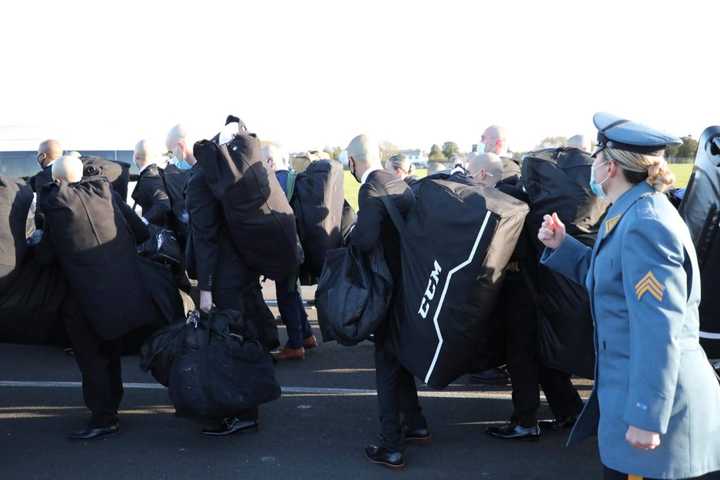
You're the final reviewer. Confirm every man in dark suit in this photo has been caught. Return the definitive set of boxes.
[38,155,155,440]
[131,140,172,227]
[29,139,63,230]
[186,164,276,436]
[261,144,316,361]
[467,152,583,440]
[346,135,428,470]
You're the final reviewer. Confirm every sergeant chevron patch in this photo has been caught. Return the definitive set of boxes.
[635,271,664,302]
[604,215,621,237]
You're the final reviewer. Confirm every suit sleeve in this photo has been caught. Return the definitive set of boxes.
[540,234,592,286]
[349,184,384,252]
[621,217,687,434]
[186,172,220,291]
[113,191,150,243]
[137,176,172,225]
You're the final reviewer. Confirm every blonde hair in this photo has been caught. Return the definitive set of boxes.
[603,147,675,193]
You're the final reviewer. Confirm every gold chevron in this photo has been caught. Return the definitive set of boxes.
[604,215,621,237]
[628,475,644,480]
[635,271,664,302]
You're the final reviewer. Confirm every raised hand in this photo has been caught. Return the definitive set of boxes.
[538,212,566,250]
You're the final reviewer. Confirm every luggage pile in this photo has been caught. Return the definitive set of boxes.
[522,147,608,378]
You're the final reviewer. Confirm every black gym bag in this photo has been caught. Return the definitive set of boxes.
[521,147,608,378]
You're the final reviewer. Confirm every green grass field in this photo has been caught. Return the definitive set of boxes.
[342,164,694,212]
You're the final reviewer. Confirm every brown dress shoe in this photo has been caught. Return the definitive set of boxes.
[273,346,305,361]
[303,336,318,350]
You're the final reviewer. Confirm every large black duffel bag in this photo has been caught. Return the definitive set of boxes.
[167,310,281,418]
[679,126,720,359]
[522,147,608,378]
[81,156,131,201]
[39,176,152,340]
[289,160,345,283]
[193,130,300,281]
[383,172,528,388]
[315,244,392,345]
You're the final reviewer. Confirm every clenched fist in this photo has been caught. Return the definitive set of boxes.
[538,212,566,250]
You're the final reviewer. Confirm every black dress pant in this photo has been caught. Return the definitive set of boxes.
[374,344,426,450]
[502,271,583,426]
[63,297,123,426]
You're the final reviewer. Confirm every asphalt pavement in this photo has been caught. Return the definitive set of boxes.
[0,286,703,480]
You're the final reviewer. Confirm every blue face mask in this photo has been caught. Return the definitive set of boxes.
[590,161,609,198]
[475,142,486,154]
[175,158,192,170]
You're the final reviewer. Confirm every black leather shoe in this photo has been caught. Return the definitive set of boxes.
[486,422,541,440]
[404,427,432,445]
[68,422,119,440]
[365,444,405,469]
[202,417,259,436]
[539,415,577,432]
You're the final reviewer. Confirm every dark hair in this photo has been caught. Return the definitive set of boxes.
[621,168,648,185]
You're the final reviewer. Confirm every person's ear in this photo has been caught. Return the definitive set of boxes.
[607,160,618,178]
[496,139,504,152]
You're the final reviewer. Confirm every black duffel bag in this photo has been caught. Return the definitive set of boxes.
[522,147,608,378]
[315,244,392,346]
[137,224,182,266]
[167,309,281,418]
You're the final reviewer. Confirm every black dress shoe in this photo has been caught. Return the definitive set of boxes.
[486,422,541,440]
[404,427,432,445]
[539,415,577,432]
[364,444,405,469]
[68,422,119,440]
[202,417,259,436]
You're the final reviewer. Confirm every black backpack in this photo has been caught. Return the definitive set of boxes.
[193,133,300,281]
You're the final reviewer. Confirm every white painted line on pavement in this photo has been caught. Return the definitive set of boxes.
[0,380,584,400]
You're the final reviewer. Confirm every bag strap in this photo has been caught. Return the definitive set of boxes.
[374,181,408,240]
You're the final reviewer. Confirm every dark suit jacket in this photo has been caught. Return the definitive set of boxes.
[131,164,172,226]
[186,166,250,292]
[0,177,34,292]
[350,169,414,279]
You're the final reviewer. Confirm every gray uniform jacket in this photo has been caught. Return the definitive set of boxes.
[542,181,720,479]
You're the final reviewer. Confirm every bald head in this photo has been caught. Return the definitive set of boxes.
[468,152,503,187]
[567,134,591,153]
[52,155,84,183]
[134,139,164,170]
[166,124,196,167]
[481,125,508,156]
[346,134,381,181]
[262,144,289,171]
[37,139,63,168]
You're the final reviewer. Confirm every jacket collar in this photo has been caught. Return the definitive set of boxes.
[599,181,654,242]
[361,167,382,185]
